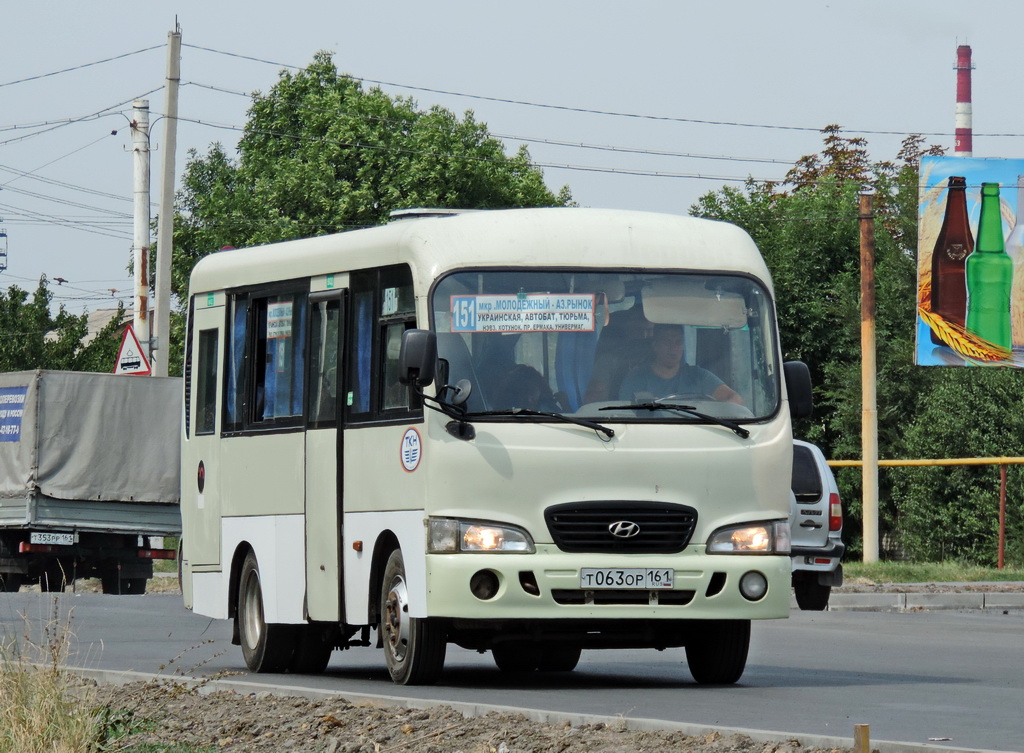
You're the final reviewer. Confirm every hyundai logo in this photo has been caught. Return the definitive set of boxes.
[608,520,641,538]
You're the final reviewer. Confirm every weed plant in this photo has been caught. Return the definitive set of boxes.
[0,604,97,753]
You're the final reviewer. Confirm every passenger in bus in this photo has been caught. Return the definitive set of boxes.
[495,364,558,411]
[618,324,743,404]
[582,305,654,403]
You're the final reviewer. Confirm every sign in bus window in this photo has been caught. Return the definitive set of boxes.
[255,294,306,421]
[451,294,596,333]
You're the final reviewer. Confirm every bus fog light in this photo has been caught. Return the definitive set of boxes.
[470,570,500,600]
[739,571,768,601]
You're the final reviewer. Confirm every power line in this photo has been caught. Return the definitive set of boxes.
[183,80,797,167]
[182,43,1024,139]
[0,90,163,148]
[0,45,164,88]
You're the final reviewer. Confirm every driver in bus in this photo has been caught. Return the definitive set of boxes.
[618,324,743,404]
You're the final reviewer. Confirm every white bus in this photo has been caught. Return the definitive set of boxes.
[180,208,811,686]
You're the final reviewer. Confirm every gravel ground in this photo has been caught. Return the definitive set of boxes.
[90,680,850,753]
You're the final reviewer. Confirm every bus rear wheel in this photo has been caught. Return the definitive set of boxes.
[380,549,446,685]
[685,619,750,685]
[238,551,294,673]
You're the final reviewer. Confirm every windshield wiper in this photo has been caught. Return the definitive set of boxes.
[600,401,750,439]
[470,408,615,439]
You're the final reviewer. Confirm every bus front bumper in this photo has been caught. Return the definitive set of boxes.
[424,545,791,622]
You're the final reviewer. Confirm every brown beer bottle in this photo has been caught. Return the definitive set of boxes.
[930,176,973,344]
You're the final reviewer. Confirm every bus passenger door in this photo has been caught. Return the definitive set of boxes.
[304,292,345,622]
[183,296,226,581]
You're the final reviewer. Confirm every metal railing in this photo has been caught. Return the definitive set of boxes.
[827,457,1024,569]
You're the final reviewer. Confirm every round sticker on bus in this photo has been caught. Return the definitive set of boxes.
[400,427,422,472]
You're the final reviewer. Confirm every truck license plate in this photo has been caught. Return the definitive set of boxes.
[580,568,674,589]
[30,531,74,546]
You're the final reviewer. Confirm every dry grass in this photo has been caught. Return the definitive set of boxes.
[0,605,99,753]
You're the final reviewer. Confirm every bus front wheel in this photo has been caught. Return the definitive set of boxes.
[380,549,446,685]
[238,551,294,673]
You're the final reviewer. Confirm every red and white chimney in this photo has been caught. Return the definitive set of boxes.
[955,44,973,157]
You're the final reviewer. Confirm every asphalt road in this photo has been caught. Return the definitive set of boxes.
[1,592,1021,752]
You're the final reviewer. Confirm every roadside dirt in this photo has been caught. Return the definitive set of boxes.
[90,679,851,753]
[66,578,1020,751]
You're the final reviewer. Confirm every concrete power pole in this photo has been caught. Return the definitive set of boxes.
[153,24,182,377]
[131,100,151,362]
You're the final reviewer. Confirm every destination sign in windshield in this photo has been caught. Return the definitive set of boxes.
[450,294,596,333]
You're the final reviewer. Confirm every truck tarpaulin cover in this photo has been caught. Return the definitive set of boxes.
[0,370,180,504]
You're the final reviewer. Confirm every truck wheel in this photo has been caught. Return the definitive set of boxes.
[237,551,295,672]
[39,561,67,592]
[685,619,750,685]
[101,575,148,595]
[0,573,24,592]
[794,579,831,611]
[380,549,446,685]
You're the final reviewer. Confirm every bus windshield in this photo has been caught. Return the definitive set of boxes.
[431,270,779,423]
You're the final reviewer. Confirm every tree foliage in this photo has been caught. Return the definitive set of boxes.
[172,52,570,300]
[0,279,123,373]
[692,126,1024,565]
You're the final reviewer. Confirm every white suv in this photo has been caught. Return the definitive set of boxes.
[790,440,845,610]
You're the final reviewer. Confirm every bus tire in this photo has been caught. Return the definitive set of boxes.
[539,645,582,672]
[238,551,294,673]
[290,626,334,674]
[492,643,541,672]
[685,619,750,685]
[380,549,446,685]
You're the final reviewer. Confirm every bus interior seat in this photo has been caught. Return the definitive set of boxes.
[582,306,653,403]
[436,333,488,412]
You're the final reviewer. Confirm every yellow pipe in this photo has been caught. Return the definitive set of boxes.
[828,457,1024,467]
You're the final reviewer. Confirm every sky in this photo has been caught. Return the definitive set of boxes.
[3,0,1024,316]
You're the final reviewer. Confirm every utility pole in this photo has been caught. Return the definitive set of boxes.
[131,100,151,362]
[859,191,879,562]
[153,23,182,377]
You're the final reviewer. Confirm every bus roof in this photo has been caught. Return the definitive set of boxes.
[188,208,772,295]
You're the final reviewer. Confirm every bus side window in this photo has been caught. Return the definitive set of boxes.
[196,329,219,435]
[251,294,307,423]
[382,321,411,411]
[309,298,341,427]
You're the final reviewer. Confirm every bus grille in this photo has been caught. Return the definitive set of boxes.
[544,501,698,554]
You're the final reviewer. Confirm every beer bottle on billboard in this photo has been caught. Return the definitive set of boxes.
[929,176,972,344]
[965,182,1013,352]
[1004,176,1024,349]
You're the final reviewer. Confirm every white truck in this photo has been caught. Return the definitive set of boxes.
[0,370,180,594]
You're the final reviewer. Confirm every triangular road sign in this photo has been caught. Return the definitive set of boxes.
[113,324,151,376]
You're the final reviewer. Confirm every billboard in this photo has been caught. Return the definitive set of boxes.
[916,156,1024,366]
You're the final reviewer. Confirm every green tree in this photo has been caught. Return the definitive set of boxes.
[172,52,570,300]
[0,279,123,373]
[690,127,946,557]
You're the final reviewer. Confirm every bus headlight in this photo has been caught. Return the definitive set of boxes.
[427,518,535,553]
[707,520,791,555]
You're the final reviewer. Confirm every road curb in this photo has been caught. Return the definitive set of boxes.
[68,666,1008,753]
[824,590,1024,612]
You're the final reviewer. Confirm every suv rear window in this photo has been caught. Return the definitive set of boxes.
[792,445,823,502]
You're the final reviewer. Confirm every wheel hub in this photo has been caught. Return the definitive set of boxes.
[383,574,410,662]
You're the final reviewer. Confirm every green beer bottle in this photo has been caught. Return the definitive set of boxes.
[966,182,1013,351]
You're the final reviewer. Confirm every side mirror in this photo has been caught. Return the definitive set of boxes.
[398,329,437,387]
[783,360,813,419]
